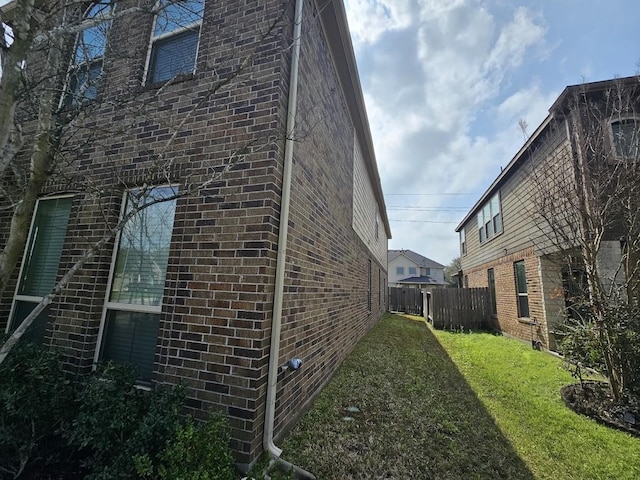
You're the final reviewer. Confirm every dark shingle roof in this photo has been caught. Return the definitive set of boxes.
[397,275,446,285]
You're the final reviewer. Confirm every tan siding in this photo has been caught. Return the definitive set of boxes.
[461,120,573,272]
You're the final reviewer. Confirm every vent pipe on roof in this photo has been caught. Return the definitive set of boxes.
[262,0,315,479]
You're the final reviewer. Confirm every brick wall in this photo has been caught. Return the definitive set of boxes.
[465,247,550,348]
[0,0,387,467]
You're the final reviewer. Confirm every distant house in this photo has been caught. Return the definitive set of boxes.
[456,76,640,350]
[388,250,446,289]
[0,0,390,468]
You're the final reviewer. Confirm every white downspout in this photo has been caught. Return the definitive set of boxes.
[263,0,305,461]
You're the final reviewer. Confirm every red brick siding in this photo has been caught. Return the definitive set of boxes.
[465,247,549,348]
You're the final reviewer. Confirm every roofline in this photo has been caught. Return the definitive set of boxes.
[550,75,640,113]
[316,0,391,239]
[456,75,640,233]
[0,0,16,17]
[455,112,555,231]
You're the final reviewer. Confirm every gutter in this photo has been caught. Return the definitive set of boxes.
[262,0,315,478]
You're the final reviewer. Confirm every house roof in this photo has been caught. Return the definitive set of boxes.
[317,0,392,239]
[388,249,445,269]
[455,75,640,233]
[397,275,446,285]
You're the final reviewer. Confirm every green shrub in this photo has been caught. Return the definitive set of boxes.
[151,414,235,480]
[0,341,76,479]
[558,303,640,394]
[0,344,238,480]
[65,363,185,480]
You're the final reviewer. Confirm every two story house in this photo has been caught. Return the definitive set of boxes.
[456,76,640,350]
[388,249,446,288]
[0,0,390,468]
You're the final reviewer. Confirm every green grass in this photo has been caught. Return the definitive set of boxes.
[280,313,640,479]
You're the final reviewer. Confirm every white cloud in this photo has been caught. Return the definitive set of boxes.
[346,0,551,262]
[344,0,414,46]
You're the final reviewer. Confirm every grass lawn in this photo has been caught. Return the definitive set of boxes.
[280,313,640,479]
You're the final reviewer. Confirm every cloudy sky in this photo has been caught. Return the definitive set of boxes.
[344,0,640,267]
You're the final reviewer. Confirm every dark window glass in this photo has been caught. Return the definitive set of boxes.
[514,261,529,318]
[148,29,199,83]
[18,197,73,297]
[68,1,113,104]
[148,0,204,84]
[612,119,639,158]
[101,186,177,381]
[488,268,497,314]
[11,196,72,343]
[102,310,160,382]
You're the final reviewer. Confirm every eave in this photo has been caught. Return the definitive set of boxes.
[315,0,391,239]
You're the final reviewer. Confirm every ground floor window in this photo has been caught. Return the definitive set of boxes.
[487,268,497,314]
[9,195,73,342]
[97,186,177,382]
[514,260,529,318]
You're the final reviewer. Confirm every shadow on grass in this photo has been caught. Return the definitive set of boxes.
[281,313,535,479]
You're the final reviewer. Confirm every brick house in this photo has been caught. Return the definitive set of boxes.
[456,76,640,350]
[0,0,390,467]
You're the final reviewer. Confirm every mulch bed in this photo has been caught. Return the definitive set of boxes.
[561,381,640,437]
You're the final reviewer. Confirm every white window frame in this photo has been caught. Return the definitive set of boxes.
[7,194,74,334]
[94,185,178,376]
[477,192,502,245]
[143,0,204,85]
[609,116,639,160]
[396,266,404,276]
[460,228,466,256]
[514,260,530,318]
[62,1,114,106]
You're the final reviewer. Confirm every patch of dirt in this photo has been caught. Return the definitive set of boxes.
[561,381,640,437]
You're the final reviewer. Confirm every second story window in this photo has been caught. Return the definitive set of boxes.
[477,192,502,244]
[68,1,114,104]
[147,0,204,84]
[460,228,466,255]
[408,267,416,276]
[396,267,404,276]
[611,118,639,159]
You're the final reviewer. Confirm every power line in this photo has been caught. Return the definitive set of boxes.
[386,193,480,196]
[387,206,468,211]
[389,219,458,224]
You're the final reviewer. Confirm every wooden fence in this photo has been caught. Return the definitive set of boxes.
[388,287,423,316]
[427,287,489,331]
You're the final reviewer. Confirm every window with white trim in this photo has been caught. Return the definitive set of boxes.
[514,260,529,318]
[9,196,73,342]
[460,228,466,255]
[99,186,177,382]
[408,267,416,276]
[147,0,204,84]
[477,192,502,244]
[396,266,404,276]
[610,118,639,159]
[488,268,496,315]
[67,1,114,104]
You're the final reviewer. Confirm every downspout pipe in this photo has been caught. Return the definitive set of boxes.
[263,0,315,479]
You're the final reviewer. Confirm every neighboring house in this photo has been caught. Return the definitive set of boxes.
[456,76,639,350]
[388,249,446,289]
[0,0,390,469]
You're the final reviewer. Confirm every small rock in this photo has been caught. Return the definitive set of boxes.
[341,416,354,422]
[623,412,636,425]
[345,406,360,413]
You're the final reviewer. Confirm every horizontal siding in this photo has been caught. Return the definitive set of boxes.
[461,119,573,271]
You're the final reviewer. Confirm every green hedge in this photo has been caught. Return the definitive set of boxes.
[0,342,236,480]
